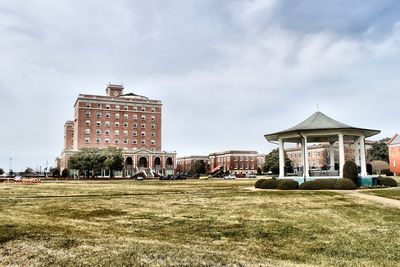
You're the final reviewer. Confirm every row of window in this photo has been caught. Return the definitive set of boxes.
[85,111,156,121]
[85,102,157,112]
[216,156,255,163]
[289,151,321,159]
[85,129,156,137]
[85,120,156,129]
[85,138,156,145]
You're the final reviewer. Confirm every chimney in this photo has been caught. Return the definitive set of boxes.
[106,83,124,97]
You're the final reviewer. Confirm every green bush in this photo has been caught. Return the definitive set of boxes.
[333,179,357,190]
[259,179,279,189]
[381,170,394,176]
[299,179,337,190]
[255,179,266,189]
[277,179,298,190]
[378,177,398,187]
[61,169,69,178]
[343,161,358,184]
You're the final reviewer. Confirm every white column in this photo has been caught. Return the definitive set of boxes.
[279,138,285,178]
[359,135,367,176]
[354,139,360,166]
[329,142,335,171]
[338,133,345,178]
[301,138,305,175]
[303,136,309,178]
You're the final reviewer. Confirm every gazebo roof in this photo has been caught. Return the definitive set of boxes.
[265,112,380,142]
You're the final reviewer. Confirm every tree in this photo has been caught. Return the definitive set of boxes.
[23,167,35,177]
[0,168,4,175]
[263,149,293,175]
[102,147,123,178]
[192,160,207,175]
[368,138,390,163]
[257,167,262,175]
[343,160,358,184]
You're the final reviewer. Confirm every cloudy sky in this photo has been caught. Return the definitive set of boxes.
[1,0,400,171]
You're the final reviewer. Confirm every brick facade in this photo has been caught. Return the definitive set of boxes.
[58,84,176,177]
[209,150,264,175]
[388,134,400,176]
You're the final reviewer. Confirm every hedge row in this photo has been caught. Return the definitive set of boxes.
[255,179,298,190]
[378,177,398,187]
[299,178,357,190]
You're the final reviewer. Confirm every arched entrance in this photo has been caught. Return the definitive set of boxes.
[138,157,148,168]
[154,157,161,174]
[166,157,173,166]
[125,157,133,177]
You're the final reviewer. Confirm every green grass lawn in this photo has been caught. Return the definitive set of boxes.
[363,187,400,201]
[0,179,400,266]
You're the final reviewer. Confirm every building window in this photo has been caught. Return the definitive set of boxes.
[106,104,110,110]
[105,121,110,127]
[141,115,146,121]
[96,138,101,144]
[133,114,138,120]
[96,112,101,118]
[116,105,120,110]
[141,123,145,129]
[114,130,119,136]
[105,113,110,118]
[151,107,156,112]
[133,139,137,144]
[123,130,128,136]
[85,129,90,135]
[133,106,138,112]
[86,102,91,108]
[105,138,110,143]
[105,130,110,135]
[96,121,101,127]
[115,113,120,119]
[123,139,128,144]
[115,139,119,144]
[97,103,101,109]
[151,124,155,129]
[86,111,91,117]
[124,122,128,127]
[141,131,146,137]
[124,105,128,111]
[85,120,90,126]
[96,129,101,135]
[141,107,146,112]
[133,131,137,137]
[151,116,155,121]
[115,122,120,127]
[141,140,146,145]
[124,113,128,119]
[151,140,155,145]
[85,137,90,144]
[133,123,138,129]
[151,131,155,137]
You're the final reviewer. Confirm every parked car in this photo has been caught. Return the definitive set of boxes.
[224,174,236,180]
[160,175,173,180]
[199,175,209,180]
[245,173,257,178]
[174,174,187,180]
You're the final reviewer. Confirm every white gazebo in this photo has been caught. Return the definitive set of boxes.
[264,112,380,179]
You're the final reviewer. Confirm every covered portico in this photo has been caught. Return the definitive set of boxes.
[264,112,380,179]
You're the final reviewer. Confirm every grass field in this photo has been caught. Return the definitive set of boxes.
[1,179,400,266]
[364,187,400,201]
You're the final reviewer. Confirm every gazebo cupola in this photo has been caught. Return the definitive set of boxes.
[264,112,380,179]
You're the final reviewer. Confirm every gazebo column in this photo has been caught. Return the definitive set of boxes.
[303,136,309,178]
[329,142,335,171]
[338,133,345,178]
[279,138,285,178]
[354,139,360,166]
[359,135,367,176]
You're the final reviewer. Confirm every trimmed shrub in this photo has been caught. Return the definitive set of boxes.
[343,161,358,184]
[61,169,69,178]
[255,179,266,189]
[381,169,394,176]
[299,179,337,190]
[366,163,373,175]
[333,179,357,190]
[378,177,398,187]
[259,179,279,189]
[277,179,298,190]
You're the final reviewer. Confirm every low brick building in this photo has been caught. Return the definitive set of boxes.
[388,134,400,176]
[209,150,264,175]
[176,155,209,173]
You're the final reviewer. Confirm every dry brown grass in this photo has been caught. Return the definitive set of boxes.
[0,179,400,266]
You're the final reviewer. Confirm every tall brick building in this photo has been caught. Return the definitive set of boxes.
[58,84,176,177]
[388,133,400,176]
